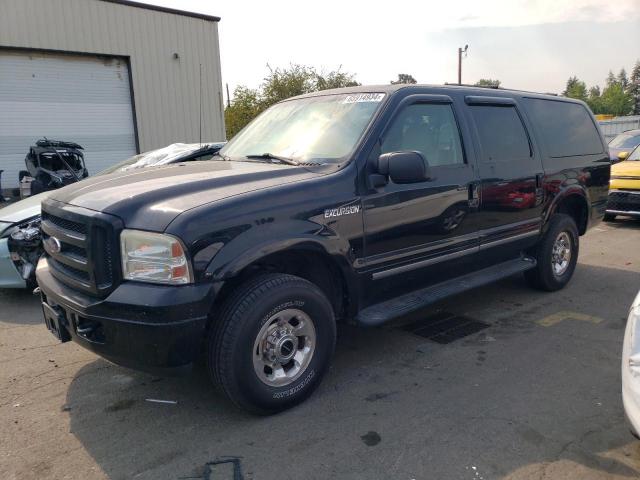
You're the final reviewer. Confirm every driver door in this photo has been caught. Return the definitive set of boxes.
[361,95,481,304]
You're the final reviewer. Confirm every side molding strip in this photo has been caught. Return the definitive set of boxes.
[478,230,539,251]
[372,229,539,280]
[372,246,478,280]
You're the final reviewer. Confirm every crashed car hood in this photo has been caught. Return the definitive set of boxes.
[0,191,51,224]
[47,161,322,231]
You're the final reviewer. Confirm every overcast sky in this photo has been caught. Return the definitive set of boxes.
[138,0,639,97]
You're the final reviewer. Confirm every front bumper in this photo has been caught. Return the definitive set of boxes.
[36,258,218,373]
[607,190,640,218]
[0,238,26,288]
[622,292,640,438]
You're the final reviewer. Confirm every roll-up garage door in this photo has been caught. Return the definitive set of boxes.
[0,50,137,190]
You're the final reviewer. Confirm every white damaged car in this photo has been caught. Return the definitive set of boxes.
[622,291,640,438]
[0,142,224,289]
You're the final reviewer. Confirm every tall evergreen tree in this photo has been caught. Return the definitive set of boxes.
[628,60,640,115]
[563,76,587,101]
[618,68,629,90]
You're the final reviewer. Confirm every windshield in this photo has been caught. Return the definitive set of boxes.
[220,93,386,164]
[98,143,216,175]
[628,145,640,161]
[609,133,640,149]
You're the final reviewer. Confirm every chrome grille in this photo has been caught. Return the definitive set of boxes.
[41,203,120,296]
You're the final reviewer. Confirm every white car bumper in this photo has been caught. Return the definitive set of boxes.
[0,237,26,288]
[622,291,640,438]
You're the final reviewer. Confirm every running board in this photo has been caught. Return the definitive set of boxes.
[356,256,537,327]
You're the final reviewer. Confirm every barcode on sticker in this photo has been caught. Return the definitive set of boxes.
[342,93,385,104]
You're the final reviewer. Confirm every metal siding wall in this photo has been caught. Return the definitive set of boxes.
[0,50,137,186]
[598,116,640,143]
[0,0,225,154]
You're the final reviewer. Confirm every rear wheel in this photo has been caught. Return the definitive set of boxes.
[207,273,336,414]
[525,214,579,291]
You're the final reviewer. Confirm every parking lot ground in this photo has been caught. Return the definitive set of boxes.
[2,218,640,480]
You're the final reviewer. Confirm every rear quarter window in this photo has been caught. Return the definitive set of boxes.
[522,98,603,158]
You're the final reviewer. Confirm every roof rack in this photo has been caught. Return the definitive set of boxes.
[35,138,84,150]
[444,82,500,89]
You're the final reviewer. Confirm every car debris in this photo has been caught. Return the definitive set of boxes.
[7,217,41,288]
[23,139,89,196]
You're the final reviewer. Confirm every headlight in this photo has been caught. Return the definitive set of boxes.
[120,229,193,285]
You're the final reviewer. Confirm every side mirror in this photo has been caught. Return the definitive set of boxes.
[618,151,630,161]
[377,151,432,184]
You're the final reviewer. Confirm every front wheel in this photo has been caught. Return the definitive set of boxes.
[207,273,336,414]
[525,214,579,291]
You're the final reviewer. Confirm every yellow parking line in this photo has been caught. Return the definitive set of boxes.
[537,311,604,327]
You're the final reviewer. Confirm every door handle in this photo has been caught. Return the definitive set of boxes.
[468,183,479,208]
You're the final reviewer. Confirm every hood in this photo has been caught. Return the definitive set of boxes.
[0,191,51,224]
[48,161,321,231]
[610,160,640,190]
[612,161,640,178]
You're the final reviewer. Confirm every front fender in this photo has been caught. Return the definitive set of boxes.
[203,220,357,282]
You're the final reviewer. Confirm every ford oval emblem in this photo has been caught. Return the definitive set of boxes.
[45,236,62,254]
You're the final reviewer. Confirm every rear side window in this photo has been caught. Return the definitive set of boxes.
[469,105,531,162]
[522,98,603,157]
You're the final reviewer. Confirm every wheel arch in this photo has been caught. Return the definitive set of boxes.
[546,189,590,235]
[207,239,359,325]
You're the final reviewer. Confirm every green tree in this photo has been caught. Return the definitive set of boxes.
[391,73,417,84]
[224,86,263,140]
[562,76,587,101]
[474,78,501,88]
[587,85,603,114]
[618,68,629,90]
[314,67,360,91]
[601,82,634,116]
[628,60,640,115]
[224,64,360,139]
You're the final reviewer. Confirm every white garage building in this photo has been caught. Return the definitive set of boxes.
[0,0,224,194]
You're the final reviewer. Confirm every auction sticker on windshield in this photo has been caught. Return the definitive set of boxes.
[342,93,385,104]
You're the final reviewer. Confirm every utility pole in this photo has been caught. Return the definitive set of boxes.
[458,44,468,85]
[225,83,231,108]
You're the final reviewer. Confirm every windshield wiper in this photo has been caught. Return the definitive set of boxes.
[245,153,300,166]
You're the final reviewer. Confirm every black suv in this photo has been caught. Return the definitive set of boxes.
[37,85,610,414]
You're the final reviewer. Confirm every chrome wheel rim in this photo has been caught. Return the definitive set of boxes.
[252,308,316,387]
[551,231,572,276]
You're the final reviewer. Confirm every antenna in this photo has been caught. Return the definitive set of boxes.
[199,63,203,147]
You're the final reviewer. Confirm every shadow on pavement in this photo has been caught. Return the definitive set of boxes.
[61,263,640,479]
[0,287,42,325]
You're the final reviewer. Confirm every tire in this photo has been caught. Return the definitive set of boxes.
[207,273,336,415]
[603,213,616,222]
[524,214,579,292]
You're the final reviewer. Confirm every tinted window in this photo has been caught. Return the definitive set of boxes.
[609,133,640,149]
[382,103,464,166]
[469,105,531,162]
[523,98,603,157]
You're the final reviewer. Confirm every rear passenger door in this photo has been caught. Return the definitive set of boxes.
[465,96,545,260]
